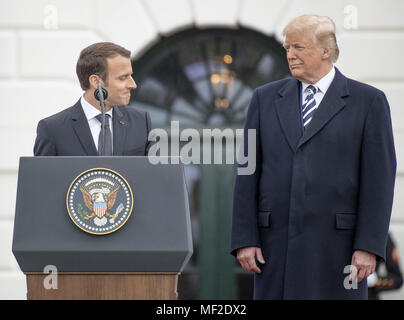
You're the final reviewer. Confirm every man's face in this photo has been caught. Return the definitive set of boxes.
[283,30,327,84]
[103,54,137,107]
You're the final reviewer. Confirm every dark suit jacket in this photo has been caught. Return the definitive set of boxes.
[34,99,152,156]
[231,68,397,299]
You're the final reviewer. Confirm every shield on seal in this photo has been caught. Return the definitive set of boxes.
[94,202,107,218]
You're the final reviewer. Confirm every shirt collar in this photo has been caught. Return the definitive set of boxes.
[80,94,113,121]
[301,65,335,94]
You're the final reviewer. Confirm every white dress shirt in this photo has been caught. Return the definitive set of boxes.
[301,66,336,107]
[80,95,113,152]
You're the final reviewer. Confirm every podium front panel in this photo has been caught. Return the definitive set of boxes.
[12,156,193,272]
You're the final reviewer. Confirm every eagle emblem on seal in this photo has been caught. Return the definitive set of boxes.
[80,185,120,226]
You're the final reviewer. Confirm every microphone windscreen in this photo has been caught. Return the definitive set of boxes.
[94,87,108,101]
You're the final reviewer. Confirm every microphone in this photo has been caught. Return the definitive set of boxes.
[94,86,108,101]
[94,83,108,156]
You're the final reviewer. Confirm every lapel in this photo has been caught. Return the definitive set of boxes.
[297,68,349,148]
[275,77,302,153]
[71,100,98,155]
[112,107,128,155]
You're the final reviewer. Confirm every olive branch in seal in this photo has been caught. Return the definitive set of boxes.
[77,203,89,220]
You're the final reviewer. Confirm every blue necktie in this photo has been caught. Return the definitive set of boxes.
[302,85,318,129]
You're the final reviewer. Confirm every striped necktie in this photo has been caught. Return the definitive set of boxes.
[302,85,318,129]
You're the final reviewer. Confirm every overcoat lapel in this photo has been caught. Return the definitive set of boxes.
[71,100,98,155]
[275,78,302,153]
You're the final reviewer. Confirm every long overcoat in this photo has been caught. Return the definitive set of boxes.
[231,68,396,299]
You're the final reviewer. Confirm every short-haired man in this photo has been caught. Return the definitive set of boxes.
[34,42,152,156]
[231,15,396,299]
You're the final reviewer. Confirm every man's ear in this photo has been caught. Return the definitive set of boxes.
[322,47,332,60]
[88,74,102,90]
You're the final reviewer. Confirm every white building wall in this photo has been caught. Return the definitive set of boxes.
[0,0,403,299]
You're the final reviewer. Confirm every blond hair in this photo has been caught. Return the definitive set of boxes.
[282,14,339,62]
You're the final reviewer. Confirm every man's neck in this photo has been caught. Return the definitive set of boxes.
[83,91,112,112]
[308,64,333,84]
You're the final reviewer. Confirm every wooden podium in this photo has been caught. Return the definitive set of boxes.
[13,157,193,300]
[25,272,179,300]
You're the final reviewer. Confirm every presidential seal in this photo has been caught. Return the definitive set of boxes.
[66,168,134,235]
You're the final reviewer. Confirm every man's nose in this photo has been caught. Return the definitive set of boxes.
[129,76,137,90]
[287,48,296,60]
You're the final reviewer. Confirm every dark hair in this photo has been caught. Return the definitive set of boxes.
[76,42,131,90]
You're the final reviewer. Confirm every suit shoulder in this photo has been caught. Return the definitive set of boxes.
[38,104,77,126]
[344,76,390,117]
[346,77,385,98]
[121,106,151,125]
[255,77,291,95]
[123,105,148,118]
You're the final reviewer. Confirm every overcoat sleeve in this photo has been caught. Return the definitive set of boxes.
[354,91,396,260]
[230,89,262,256]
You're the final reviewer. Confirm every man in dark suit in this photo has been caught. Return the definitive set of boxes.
[231,15,396,299]
[34,42,152,156]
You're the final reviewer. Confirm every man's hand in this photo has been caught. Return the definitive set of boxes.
[237,247,266,274]
[351,250,376,283]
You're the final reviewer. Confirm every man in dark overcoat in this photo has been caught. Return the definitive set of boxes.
[231,14,396,299]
